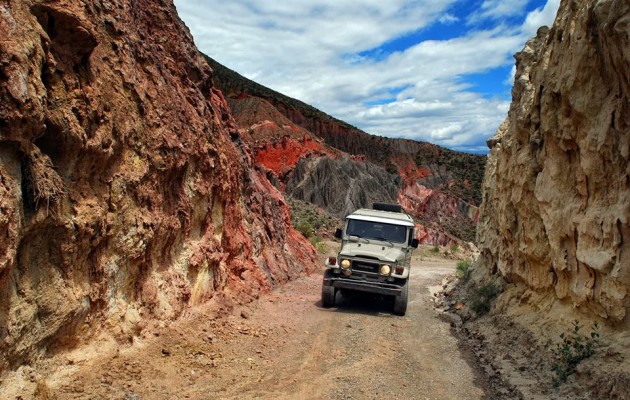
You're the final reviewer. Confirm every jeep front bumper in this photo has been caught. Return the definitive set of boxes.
[323,275,404,297]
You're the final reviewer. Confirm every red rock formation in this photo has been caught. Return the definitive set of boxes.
[399,182,478,246]
[228,95,340,179]
[0,0,317,374]
[412,222,456,246]
[394,157,432,186]
[255,136,334,178]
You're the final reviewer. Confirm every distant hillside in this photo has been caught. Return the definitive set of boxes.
[204,56,358,133]
[205,54,485,243]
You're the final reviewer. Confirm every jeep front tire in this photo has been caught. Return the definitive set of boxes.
[393,280,408,315]
[322,284,336,308]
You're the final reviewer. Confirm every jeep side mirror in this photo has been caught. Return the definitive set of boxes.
[411,238,419,248]
[334,228,342,239]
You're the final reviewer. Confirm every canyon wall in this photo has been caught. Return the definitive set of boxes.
[477,0,629,322]
[0,0,317,373]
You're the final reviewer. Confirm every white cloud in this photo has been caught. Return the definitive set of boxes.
[174,0,561,153]
[522,0,561,36]
[438,13,459,25]
[467,0,529,25]
[504,65,516,86]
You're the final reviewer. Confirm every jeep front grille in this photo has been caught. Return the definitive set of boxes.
[351,260,379,273]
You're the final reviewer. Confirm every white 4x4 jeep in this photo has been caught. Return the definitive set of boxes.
[322,203,418,315]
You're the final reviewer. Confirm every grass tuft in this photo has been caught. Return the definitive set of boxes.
[456,259,472,280]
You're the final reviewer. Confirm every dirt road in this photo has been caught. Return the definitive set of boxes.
[5,251,487,399]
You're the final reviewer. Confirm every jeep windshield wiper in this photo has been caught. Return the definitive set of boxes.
[348,234,370,243]
[375,237,394,246]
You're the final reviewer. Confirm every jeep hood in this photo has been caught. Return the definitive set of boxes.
[339,241,406,263]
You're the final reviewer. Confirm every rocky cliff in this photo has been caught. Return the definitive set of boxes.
[0,0,317,374]
[206,56,484,244]
[477,0,629,323]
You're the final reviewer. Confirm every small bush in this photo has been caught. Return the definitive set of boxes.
[549,320,600,386]
[430,246,440,254]
[288,197,339,239]
[470,282,500,315]
[295,221,314,238]
[456,259,472,280]
[452,243,459,253]
[309,235,327,253]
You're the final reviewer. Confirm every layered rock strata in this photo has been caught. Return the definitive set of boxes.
[0,0,317,373]
[478,0,629,322]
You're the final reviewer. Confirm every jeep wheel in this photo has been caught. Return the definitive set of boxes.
[322,285,336,308]
[393,281,408,315]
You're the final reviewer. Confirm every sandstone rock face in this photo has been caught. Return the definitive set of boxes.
[478,0,630,322]
[0,0,317,373]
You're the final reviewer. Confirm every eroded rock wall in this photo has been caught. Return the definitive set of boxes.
[478,0,630,322]
[0,0,317,373]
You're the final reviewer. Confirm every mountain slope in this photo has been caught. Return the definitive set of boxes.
[205,55,485,243]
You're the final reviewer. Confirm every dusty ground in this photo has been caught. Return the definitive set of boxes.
[4,244,627,400]
[1,245,498,400]
[6,244,625,400]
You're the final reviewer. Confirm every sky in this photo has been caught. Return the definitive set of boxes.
[174,0,560,154]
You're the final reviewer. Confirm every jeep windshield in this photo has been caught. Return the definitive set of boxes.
[346,219,407,244]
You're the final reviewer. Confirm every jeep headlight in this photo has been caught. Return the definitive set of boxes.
[340,259,351,269]
[380,264,391,275]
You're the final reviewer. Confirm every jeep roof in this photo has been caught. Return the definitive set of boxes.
[346,208,414,227]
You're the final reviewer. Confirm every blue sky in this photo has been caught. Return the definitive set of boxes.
[174,0,560,153]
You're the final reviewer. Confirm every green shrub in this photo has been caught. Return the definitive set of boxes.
[469,282,500,315]
[456,259,472,280]
[288,196,339,240]
[309,235,327,253]
[296,221,314,238]
[549,320,600,386]
[430,246,440,254]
